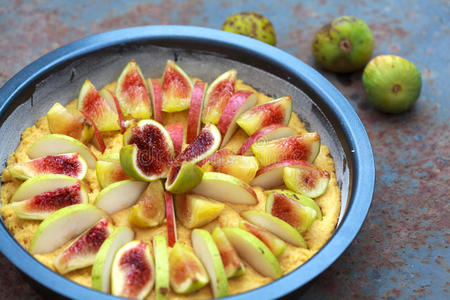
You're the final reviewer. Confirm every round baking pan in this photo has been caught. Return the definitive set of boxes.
[0,25,374,299]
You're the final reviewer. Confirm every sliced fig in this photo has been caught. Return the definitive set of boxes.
[283,164,330,198]
[251,133,321,167]
[121,120,174,181]
[54,217,114,274]
[211,227,245,278]
[251,160,311,189]
[46,103,94,144]
[148,78,163,123]
[202,69,236,124]
[11,174,82,203]
[77,79,120,132]
[99,88,126,133]
[116,60,152,119]
[175,123,221,165]
[11,180,88,220]
[111,240,155,299]
[166,122,184,157]
[236,96,292,136]
[265,191,317,233]
[186,81,207,144]
[237,124,297,155]
[128,180,165,228]
[96,153,130,188]
[169,242,209,294]
[161,60,193,112]
[9,153,88,181]
[165,162,204,194]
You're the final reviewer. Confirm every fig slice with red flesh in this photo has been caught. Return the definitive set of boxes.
[78,79,120,132]
[128,180,165,228]
[99,88,126,133]
[80,111,106,153]
[11,180,88,220]
[116,60,152,119]
[265,191,317,234]
[148,78,163,124]
[186,81,207,144]
[237,124,297,155]
[121,120,174,181]
[11,174,83,203]
[251,132,321,167]
[283,164,330,198]
[251,160,311,189]
[46,103,94,144]
[166,122,184,157]
[175,123,221,165]
[111,240,155,299]
[211,227,245,278]
[218,91,258,147]
[239,220,286,257]
[236,96,292,136]
[202,69,237,125]
[9,153,88,181]
[165,191,177,247]
[54,217,114,274]
[161,60,193,112]
[169,242,209,294]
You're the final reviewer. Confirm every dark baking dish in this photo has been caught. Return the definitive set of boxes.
[0,25,374,299]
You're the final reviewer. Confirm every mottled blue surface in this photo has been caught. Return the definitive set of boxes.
[0,0,448,299]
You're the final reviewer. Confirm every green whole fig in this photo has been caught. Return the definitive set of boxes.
[362,55,422,113]
[313,16,374,73]
[222,11,276,46]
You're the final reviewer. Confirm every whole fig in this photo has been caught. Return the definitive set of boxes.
[222,11,276,46]
[313,16,374,73]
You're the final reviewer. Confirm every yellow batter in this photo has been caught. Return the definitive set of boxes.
[0,79,340,299]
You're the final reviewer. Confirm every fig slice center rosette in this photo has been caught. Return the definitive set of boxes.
[120,120,175,182]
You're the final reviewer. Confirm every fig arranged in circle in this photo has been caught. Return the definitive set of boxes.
[202,70,236,125]
[9,153,88,181]
[120,120,174,181]
[175,123,221,165]
[111,240,155,299]
[54,217,114,274]
[161,60,193,112]
[313,16,374,73]
[362,55,422,113]
[116,60,152,119]
[165,162,204,194]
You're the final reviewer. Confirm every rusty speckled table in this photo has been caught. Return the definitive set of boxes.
[0,0,448,299]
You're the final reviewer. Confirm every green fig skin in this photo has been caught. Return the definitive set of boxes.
[362,55,422,114]
[222,11,276,46]
[313,16,374,73]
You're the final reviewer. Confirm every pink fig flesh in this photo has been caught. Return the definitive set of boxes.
[117,242,153,298]
[127,124,174,177]
[55,218,112,273]
[18,153,85,179]
[16,182,85,214]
